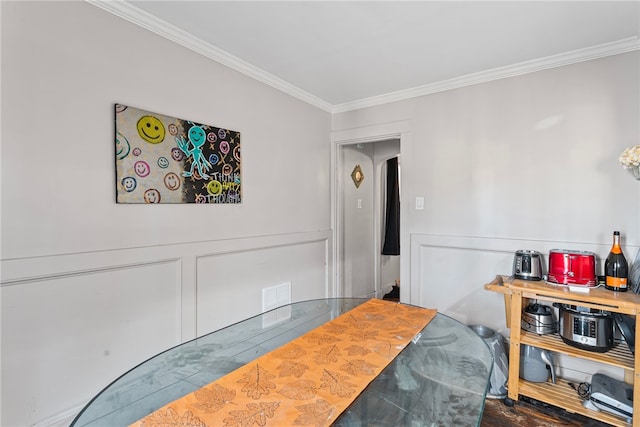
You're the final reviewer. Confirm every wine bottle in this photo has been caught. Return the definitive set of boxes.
[605,231,629,292]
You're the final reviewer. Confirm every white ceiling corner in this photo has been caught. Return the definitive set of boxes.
[86,0,335,112]
[333,36,640,113]
[87,1,640,114]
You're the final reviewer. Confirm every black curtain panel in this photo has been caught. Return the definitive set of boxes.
[382,157,400,255]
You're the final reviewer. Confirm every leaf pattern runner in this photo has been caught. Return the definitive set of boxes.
[130,298,436,427]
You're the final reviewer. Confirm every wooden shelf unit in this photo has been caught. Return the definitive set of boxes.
[485,275,640,427]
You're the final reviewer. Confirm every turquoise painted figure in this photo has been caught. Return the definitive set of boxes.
[175,124,212,179]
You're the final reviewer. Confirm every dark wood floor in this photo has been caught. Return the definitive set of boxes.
[481,397,610,427]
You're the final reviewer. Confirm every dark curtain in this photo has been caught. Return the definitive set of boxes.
[382,157,400,255]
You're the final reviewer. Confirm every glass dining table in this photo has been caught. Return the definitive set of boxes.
[71,298,493,426]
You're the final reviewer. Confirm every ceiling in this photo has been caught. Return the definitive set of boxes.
[95,1,639,112]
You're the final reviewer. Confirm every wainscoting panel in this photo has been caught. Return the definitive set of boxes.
[195,239,329,335]
[415,245,513,330]
[1,260,181,427]
[1,230,332,427]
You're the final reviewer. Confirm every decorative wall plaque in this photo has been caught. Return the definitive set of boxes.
[351,165,364,188]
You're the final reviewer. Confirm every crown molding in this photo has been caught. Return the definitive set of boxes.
[332,36,640,113]
[87,1,638,115]
[86,0,334,113]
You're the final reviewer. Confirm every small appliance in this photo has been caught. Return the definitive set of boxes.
[521,303,557,335]
[556,304,613,352]
[519,344,556,383]
[589,373,633,420]
[547,249,597,286]
[513,250,543,280]
[469,325,509,398]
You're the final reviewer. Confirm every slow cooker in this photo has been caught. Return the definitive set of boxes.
[556,304,613,352]
[521,303,557,335]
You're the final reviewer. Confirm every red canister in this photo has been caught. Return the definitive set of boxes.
[547,249,597,286]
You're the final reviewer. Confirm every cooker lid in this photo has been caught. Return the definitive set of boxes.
[555,303,612,316]
[524,303,552,315]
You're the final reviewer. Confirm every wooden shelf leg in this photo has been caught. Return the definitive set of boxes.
[507,290,523,401]
[633,311,640,427]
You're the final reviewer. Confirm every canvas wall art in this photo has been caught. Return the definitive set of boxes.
[115,104,241,204]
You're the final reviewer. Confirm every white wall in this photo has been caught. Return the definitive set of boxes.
[0,2,332,426]
[333,51,640,381]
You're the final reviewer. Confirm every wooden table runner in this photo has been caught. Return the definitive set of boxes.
[131,298,436,427]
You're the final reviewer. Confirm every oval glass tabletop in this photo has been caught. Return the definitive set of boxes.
[71,298,492,426]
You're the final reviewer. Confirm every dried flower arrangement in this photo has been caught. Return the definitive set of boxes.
[619,145,640,180]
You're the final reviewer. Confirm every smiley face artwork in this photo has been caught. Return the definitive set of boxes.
[116,132,130,160]
[157,157,170,169]
[143,189,161,203]
[171,147,184,162]
[137,115,166,144]
[164,172,180,191]
[206,180,222,195]
[121,176,137,192]
[189,126,206,146]
[134,160,150,177]
[219,140,230,155]
[115,103,241,204]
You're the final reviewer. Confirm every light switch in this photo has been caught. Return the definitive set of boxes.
[357,199,362,209]
[415,197,425,210]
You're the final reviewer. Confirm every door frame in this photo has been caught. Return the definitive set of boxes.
[330,120,413,303]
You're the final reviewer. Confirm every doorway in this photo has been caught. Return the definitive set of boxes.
[337,139,401,299]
